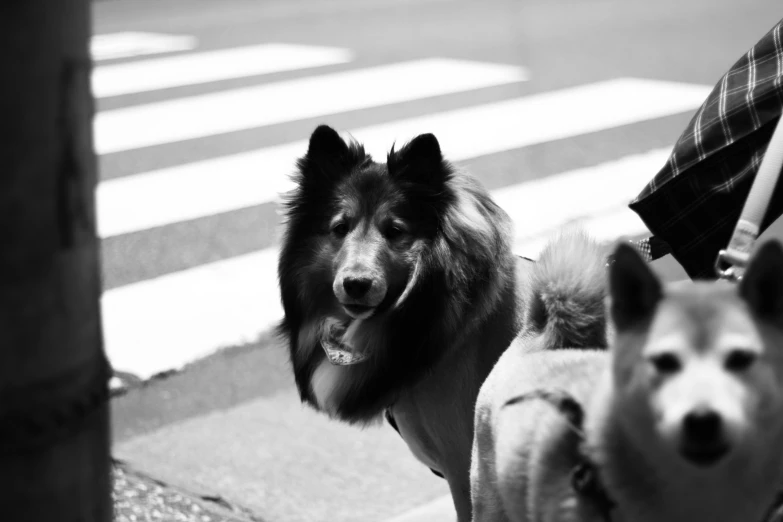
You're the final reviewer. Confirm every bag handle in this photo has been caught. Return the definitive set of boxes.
[715,115,783,282]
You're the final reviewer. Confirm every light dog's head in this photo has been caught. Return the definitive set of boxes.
[607,241,783,469]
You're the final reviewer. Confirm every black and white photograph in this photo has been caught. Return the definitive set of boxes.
[2,0,783,521]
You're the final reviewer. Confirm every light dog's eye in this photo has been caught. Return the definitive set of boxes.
[649,353,681,374]
[331,221,349,237]
[725,350,757,372]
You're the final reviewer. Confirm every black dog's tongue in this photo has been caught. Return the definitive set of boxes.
[321,317,369,366]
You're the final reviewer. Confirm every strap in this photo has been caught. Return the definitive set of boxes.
[716,115,783,281]
[503,389,585,435]
[502,389,615,521]
[384,408,445,479]
[571,462,616,521]
[604,236,671,268]
[632,236,672,263]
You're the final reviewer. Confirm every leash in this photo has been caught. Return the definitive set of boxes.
[502,390,616,521]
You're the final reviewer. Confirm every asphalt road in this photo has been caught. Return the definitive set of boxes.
[96,0,783,520]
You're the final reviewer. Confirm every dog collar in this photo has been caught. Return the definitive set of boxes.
[320,317,370,366]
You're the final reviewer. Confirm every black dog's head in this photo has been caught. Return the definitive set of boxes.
[279,124,455,323]
[277,125,513,421]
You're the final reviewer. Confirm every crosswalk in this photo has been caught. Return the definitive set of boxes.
[94,33,710,382]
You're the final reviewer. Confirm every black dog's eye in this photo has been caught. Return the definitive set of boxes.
[331,221,349,237]
[649,353,681,374]
[385,223,407,240]
[725,350,757,372]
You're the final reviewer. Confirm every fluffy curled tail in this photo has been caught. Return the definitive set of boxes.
[527,228,609,350]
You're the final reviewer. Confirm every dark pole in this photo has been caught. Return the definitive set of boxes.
[0,1,112,520]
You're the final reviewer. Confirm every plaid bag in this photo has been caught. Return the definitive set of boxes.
[629,18,783,279]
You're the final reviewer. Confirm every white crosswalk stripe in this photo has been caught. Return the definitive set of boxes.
[92,34,708,379]
[93,43,354,97]
[91,32,197,61]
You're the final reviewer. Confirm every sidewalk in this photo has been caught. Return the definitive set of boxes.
[110,336,454,522]
[113,461,260,522]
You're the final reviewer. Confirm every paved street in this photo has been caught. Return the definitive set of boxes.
[96,0,782,520]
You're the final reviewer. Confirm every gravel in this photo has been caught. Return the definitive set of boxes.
[113,463,260,522]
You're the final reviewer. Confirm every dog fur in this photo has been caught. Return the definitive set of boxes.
[471,238,783,522]
[470,229,610,522]
[277,125,535,520]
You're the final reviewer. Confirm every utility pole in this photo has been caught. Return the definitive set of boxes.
[0,1,112,520]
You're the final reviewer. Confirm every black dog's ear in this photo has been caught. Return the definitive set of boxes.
[306,125,349,160]
[388,133,450,188]
[297,125,365,184]
[608,242,662,331]
[739,240,783,324]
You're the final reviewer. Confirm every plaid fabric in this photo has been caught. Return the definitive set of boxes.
[629,18,783,279]
[632,236,671,263]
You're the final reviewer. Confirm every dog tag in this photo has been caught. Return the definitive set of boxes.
[320,318,369,366]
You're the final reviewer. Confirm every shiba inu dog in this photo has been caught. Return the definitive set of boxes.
[277,125,537,520]
[471,237,783,522]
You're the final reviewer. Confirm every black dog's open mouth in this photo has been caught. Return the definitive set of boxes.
[343,304,374,318]
[320,317,369,366]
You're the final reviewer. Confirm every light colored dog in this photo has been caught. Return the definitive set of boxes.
[471,236,783,522]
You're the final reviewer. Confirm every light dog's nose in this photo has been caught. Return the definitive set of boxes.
[680,407,729,467]
[683,409,722,444]
[343,277,372,299]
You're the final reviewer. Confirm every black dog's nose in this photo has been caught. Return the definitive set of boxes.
[343,277,372,299]
[683,409,723,444]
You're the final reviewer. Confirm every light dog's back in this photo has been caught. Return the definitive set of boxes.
[471,229,610,522]
[471,237,783,522]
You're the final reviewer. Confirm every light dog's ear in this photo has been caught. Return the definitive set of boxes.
[739,240,783,324]
[608,242,662,331]
[387,133,449,189]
